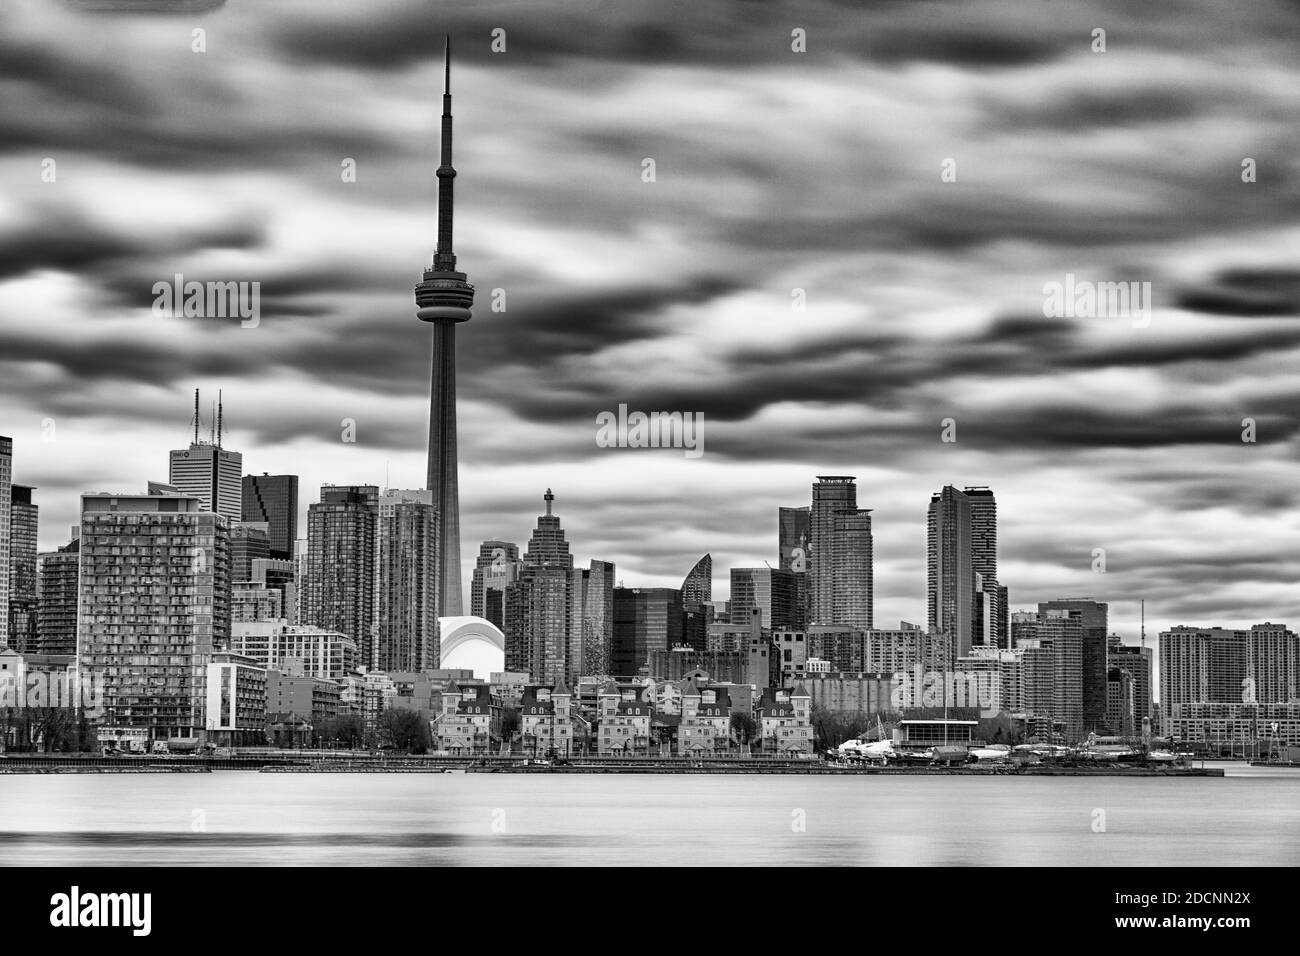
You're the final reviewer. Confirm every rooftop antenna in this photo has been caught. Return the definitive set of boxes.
[209,400,216,445]
[192,388,200,445]
[217,389,224,449]
[1140,599,1145,649]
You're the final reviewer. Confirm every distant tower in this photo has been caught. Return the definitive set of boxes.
[0,436,12,648]
[416,38,475,618]
[241,473,299,559]
[680,554,712,608]
[809,477,855,624]
[304,485,379,667]
[808,477,872,628]
[375,489,440,673]
[505,491,575,683]
[170,389,242,522]
[928,485,973,662]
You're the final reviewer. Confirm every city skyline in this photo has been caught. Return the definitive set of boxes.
[3,0,1300,649]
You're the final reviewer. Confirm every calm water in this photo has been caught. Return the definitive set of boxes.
[1,762,1297,866]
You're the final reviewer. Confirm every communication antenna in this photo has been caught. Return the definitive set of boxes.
[209,401,216,444]
[1140,599,1145,649]
[192,388,200,444]
[217,389,224,449]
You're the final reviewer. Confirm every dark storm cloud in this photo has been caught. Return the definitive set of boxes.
[468,276,740,367]
[262,0,1177,73]
[0,211,265,282]
[1174,268,1300,318]
[0,39,152,113]
[471,299,1300,450]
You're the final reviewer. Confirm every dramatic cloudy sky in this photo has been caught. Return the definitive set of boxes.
[3,0,1300,656]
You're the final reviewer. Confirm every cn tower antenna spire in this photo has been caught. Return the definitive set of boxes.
[434,34,457,269]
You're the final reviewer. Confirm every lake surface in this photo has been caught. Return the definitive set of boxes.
[1,762,1297,866]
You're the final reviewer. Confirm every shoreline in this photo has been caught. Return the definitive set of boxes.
[0,757,1224,777]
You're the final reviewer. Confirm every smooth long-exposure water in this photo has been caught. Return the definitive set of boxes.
[1,763,1296,866]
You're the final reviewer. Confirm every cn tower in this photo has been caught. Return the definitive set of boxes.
[415,37,474,617]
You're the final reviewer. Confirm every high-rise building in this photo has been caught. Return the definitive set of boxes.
[505,568,570,685]
[504,491,576,684]
[568,559,615,681]
[1011,610,1085,741]
[681,554,712,608]
[1245,622,1300,704]
[241,473,299,559]
[230,521,271,583]
[1039,599,1109,733]
[417,40,475,619]
[778,506,810,573]
[975,579,1009,650]
[809,477,855,624]
[1161,626,1246,708]
[862,624,948,676]
[930,486,1005,657]
[471,540,519,625]
[829,508,872,629]
[303,485,377,667]
[1108,637,1154,725]
[0,436,11,648]
[8,484,38,652]
[965,487,1005,648]
[169,442,243,522]
[37,533,80,657]
[78,487,230,740]
[250,557,297,624]
[231,622,359,681]
[612,587,684,679]
[1160,623,1299,711]
[964,487,997,587]
[232,582,284,622]
[779,506,810,625]
[1106,666,1136,736]
[375,489,440,673]
[169,392,242,523]
[680,555,712,654]
[806,478,873,628]
[292,538,308,624]
[729,567,802,629]
[928,485,973,661]
[522,489,573,571]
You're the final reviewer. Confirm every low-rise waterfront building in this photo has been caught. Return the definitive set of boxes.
[520,683,575,757]
[756,684,813,754]
[678,679,735,755]
[204,652,267,747]
[596,681,653,755]
[433,682,501,754]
